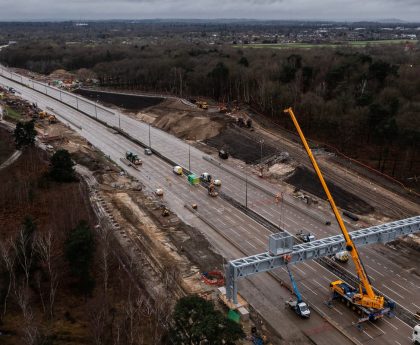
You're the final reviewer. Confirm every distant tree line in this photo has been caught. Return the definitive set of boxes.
[2,41,419,181]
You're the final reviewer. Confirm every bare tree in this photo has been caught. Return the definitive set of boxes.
[0,238,16,316]
[14,228,35,288]
[37,231,58,319]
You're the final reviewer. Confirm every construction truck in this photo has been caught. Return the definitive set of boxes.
[285,264,310,318]
[48,115,57,124]
[196,101,208,110]
[200,172,212,183]
[413,325,420,344]
[285,107,392,322]
[334,251,349,263]
[296,231,315,243]
[207,182,218,197]
[218,149,229,160]
[39,111,49,119]
[125,151,142,165]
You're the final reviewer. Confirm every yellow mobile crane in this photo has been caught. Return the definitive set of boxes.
[284,107,389,321]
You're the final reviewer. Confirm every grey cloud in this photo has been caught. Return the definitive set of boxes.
[0,0,419,21]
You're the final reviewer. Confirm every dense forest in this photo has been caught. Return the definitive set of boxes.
[1,40,419,181]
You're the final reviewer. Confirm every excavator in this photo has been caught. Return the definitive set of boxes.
[284,107,390,322]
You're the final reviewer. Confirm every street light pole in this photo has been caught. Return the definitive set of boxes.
[245,173,248,208]
[76,97,79,109]
[148,124,151,148]
[260,139,264,165]
[118,113,121,129]
[188,144,191,172]
[95,102,98,119]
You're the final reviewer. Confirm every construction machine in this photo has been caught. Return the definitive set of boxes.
[296,230,315,243]
[285,264,311,318]
[196,101,208,110]
[207,182,218,197]
[125,151,142,165]
[39,111,48,119]
[48,115,57,124]
[284,107,389,322]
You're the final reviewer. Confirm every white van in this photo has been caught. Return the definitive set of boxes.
[173,166,183,175]
[413,324,420,344]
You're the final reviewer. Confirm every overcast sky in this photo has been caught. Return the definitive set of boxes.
[0,0,419,22]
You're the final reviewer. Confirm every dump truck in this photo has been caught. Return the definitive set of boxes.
[125,151,142,165]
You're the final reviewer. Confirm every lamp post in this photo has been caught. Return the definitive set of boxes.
[245,173,248,208]
[148,123,151,148]
[188,144,191,172]
[259,139,264,165]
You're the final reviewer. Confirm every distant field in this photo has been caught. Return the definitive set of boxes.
[234,39,418,49]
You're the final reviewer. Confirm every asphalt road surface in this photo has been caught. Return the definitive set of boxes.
[0,70,418,345]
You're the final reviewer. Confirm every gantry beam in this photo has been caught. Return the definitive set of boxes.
[225,216,420,303]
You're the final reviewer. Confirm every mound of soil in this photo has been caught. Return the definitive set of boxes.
[153,112,225,141]
[286,166,374,215]
[205,125,277,164]
[75,89,163,111]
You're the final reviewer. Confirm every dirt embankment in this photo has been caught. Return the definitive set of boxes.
[286,166,374,215]
[146,99,229,141]
[205,125,278,164]
[74,88,164,111]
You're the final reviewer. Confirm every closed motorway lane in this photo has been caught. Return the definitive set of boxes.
[0,72,417,345]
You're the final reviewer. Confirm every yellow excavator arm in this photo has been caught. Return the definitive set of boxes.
[284,107,384,310]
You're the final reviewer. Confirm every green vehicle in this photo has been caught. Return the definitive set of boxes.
[126,151,142,165]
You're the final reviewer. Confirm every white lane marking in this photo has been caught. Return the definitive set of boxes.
[394,316,413,329]
[391,280,412,294]
[246,240,257,250]
[302,262,316,272]
[293,265,306,276]
[332,307,343,315]
[395,341,401,345]
[381,285,405,299]
[363,330,373,339]
[412,303,420,310]
[254,237,266,247]
[382,318,398,331]
[300,282,317,295]
[312,279,328,291]
[365,264,385,277]
[369,321,385,334]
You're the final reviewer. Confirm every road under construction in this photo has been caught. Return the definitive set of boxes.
[1,66,419,345]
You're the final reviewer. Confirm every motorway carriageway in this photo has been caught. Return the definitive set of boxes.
[16,70,420,317]
[8,70,420,316]
[0,73,417,345]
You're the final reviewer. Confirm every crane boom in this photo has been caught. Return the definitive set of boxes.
[286,264,302,303]
[284,107,384,310]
